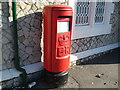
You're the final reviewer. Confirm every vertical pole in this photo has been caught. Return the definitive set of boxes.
[12,0,27,86]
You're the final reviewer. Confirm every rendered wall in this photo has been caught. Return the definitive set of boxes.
[71,2,120,54]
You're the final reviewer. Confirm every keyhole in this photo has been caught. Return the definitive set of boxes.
[63,35,65,40]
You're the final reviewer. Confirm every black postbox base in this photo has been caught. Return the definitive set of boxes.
[44,69,68,88]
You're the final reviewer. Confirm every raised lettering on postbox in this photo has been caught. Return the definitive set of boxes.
[57,35,70,57]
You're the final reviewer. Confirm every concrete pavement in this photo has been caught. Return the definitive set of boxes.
[34,48,119,88]
[69,64,118,88]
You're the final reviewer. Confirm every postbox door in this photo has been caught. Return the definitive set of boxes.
[57,18,71,57]
[51,10,72,72]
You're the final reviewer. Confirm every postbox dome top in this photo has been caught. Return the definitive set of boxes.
[44,4,72,11]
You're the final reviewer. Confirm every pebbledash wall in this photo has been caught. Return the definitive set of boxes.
[0,1,119,88]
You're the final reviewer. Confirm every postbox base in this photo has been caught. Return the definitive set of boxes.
[44,69,68,88]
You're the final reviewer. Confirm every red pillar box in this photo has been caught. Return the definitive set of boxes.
[43,4,73,87]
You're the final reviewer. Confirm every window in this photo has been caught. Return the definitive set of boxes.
[94,1,105,23]
[75,1,90,25]
[69,0,114,39]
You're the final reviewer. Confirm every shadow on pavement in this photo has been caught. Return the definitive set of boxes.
[77,48,120,65]
[33,48,120,88]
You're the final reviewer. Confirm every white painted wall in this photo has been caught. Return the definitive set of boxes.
[68,1,114,39]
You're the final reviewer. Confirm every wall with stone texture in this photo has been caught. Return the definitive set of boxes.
[1,2,14,71]
[1,0,68,71]
[0,1,119,88]
[2,1,119,71]
[1,70,43,88]
[1,1,68,88]
[0,4,1,80]
[1,1,119,72]
[71,2,120,54]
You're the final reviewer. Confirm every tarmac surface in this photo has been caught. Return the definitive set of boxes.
[34,48,119,88]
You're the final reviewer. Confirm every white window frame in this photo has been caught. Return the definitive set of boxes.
[69,0,114,40]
